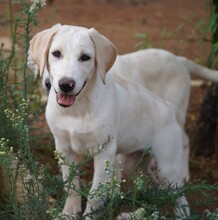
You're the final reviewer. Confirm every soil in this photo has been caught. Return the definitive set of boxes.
[0,0,218,214]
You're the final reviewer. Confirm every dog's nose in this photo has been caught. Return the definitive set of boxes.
[59,78,75,93]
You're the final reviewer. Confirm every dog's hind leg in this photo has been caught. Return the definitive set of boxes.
[152,122,190,219]
[182,132,190,183]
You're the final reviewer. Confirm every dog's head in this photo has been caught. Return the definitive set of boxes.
[29,24,117,107]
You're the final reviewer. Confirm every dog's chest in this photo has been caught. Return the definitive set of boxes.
[69,129,98,154]
[47,110,109,155]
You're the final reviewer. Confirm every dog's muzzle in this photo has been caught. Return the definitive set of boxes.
[56,79,87,108]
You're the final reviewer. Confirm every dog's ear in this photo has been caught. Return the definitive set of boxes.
[89,28,117,84]
[29,24,61,76]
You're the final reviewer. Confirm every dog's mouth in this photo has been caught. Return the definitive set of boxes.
[56,94,76,107]
[56,81,87,108]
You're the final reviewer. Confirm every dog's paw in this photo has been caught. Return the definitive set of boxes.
[117,212,131,220]
[54,212,75,220]
[117,208,146,220]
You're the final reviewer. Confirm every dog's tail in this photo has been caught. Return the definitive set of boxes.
[178,56,218,81]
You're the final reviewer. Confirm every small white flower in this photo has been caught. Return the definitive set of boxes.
[38,174,43,180]
[0,151,6,156]
[122,179,126,183]
[29,0,46,13]
[24,173,33,183]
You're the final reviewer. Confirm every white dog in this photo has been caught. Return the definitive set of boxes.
[35,47,218,182]
[29,24,189,219]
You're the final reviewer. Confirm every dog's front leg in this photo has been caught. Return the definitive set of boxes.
[84,141,117,219]
[55,137,82,218]
[61,158,81,217]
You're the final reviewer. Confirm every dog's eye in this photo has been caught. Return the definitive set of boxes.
[52,50,61,58]
[79,54,91,62]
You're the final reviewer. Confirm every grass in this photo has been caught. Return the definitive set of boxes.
[0,0,218,219]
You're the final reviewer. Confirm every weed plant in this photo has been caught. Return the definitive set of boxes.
[0,1,218,219]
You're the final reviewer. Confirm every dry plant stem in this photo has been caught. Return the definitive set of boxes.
[7,0,14,42]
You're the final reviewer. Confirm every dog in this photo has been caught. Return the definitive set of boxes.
[36,47,218,181]
[29,24,189,219]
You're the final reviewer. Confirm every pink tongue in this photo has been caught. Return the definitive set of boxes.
[56,94,76,107]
